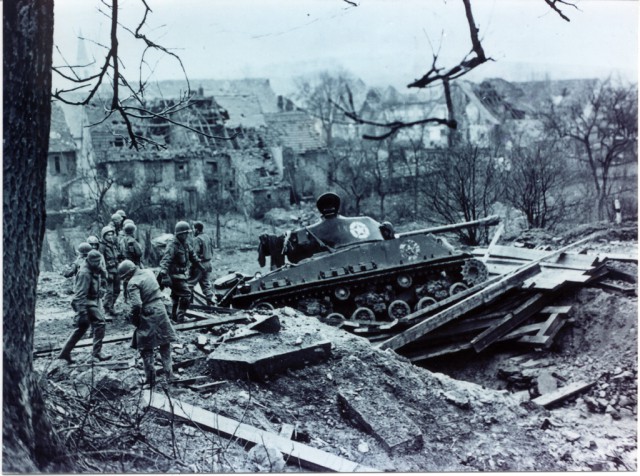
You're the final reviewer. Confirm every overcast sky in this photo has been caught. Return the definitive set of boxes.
[52,0,638,95]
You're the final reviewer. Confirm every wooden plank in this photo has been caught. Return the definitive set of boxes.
[279,423,295,440]
[401,273,505,326]
[595,281,637,296]
[591,252,638,263]
[482,223,505,261]
[606,267,637,283]
[407,320,548,362]
[171,375,208,386]
[68,360,131,370]
[541,306,572,314]
[470,293,547,353]
[190,380,227,393]
[34,315,250,357]
[142,391,380,473]
[382,233,604,352]
[378,263,541,351]
[531,381,596,407]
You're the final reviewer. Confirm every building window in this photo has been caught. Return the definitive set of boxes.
[54,156,61,174]
[114,136,125,147]
[175,161,189,181]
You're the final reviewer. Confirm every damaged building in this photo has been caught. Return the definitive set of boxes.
[47,79,329,219]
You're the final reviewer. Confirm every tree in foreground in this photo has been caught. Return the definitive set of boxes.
[3,0,68,471]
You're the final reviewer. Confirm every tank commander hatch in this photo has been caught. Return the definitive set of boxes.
[283,192,395,263]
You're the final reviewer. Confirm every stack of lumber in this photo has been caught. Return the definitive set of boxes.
[373,237,611,362]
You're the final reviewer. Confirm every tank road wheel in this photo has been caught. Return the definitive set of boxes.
[321,313,346,327]
[461,259,489,287]
[251,301,274,314]
[334,286,351,301]
[416,296,437,311]
[388,300,411,320]
[351,307,375,322]
[449,282,468,297]
[396,274,413,289]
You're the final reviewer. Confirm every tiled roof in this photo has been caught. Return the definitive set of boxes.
[264,111,324,152]
[144,78,279,113]
[49,103,76,153]
[214,95,266,128]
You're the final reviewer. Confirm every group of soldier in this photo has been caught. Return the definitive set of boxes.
[58,209,216,388]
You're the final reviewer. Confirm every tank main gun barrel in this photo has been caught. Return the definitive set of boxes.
[397,215,501,238]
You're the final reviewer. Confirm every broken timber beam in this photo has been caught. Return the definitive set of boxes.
[470,293,547,353]
[142,391,380,472]
[532,381,596,408]
[34,315,249,357]
[380,232,605,352]
[377,263,541,351]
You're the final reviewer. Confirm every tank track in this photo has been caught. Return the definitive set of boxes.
[238,258,487,327]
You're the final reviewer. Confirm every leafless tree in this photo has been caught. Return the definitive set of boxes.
[543,79,638,220]
[421,144,503,245]
[52,0,229,150]
[503,140,571,229]
[293,71,365,148]
[336,0,577,140]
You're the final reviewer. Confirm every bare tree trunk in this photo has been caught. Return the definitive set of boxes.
[3,0,68,471]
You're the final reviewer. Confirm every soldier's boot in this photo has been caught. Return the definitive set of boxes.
[91,322,111,361]
[171,299,179,323]
[176,297,190,324]
[159,344,175,382]
[58,324,89,364]
[140,349,156,387]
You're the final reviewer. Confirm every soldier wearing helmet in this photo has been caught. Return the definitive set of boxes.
[58,250,112,364]
[192,221,216,306]
[122,221,143,266]
[62,242,93,278]
[109,212,124,236]
[118,260,177,388]
[99,224,124,317]
[158,221,203,323]
[87,235,100,250]
[116,209,127,220]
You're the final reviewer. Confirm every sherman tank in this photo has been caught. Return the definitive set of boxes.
[215,193,495,326]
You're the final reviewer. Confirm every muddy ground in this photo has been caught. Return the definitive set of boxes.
[31,224,637,472]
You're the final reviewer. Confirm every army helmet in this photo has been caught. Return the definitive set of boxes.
[77,242,93,256]
[123,222,137,234]
[101,225,116,239]
[117,259,137,280]
[87,235,100,248]
[316,192,341,217]
[86,250,103,268]
[116,209,127,219]
[110,213,123,224]
[175,221,192,235]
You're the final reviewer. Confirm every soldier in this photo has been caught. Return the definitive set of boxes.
[118,260,177,387]
[115,209,127,221]
[87,235,100,251]
[122,221,143,266]
[192,221,216,305]
[62,242,93,278]
[58,250,112,363]
[99,225,123,316]
[109,212,124,236]
[158,221,203,323]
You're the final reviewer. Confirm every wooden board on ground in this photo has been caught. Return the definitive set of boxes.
[142,390,380,473]
[189,380,227,393]
[378,263,541,351]
[34,315,250,357]
[471,293,547,353]
[532,381,596,407]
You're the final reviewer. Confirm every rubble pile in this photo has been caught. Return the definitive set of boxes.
[31,229,638,472]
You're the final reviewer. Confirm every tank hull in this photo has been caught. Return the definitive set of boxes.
[225,232,487,323]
